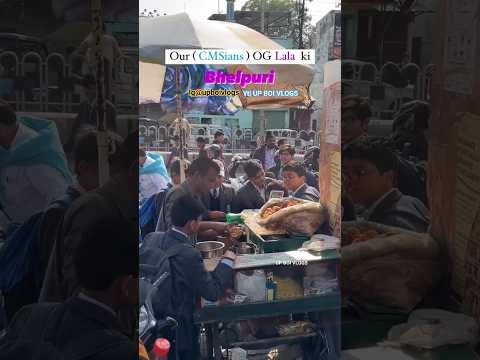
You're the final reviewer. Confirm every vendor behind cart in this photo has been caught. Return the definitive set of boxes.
[200,159,235,214]
[156,157,231,240]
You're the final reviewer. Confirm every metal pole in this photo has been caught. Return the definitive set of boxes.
[259,110,266,139]
[91,0,109,185]
[299,0,306,48]
[176,66,186,183]
[260,0,265,33]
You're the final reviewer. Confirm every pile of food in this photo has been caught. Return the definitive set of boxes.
[342,226,382,246]
[259,199,303,219]
[341,221,440,312]
[256,198,324,236]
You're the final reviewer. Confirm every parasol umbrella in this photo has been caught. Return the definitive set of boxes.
[140,13,315,112]
[139,13,314,87]
[139,13,315,181]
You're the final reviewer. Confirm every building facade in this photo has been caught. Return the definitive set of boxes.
[310,10,341,132]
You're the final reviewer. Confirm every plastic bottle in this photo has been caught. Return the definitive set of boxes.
[265,273,277,302]
[151,338,170,360]
[226,213,243,224]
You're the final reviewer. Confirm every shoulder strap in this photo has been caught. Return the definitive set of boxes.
[140,238,188,278]
[158,189,175,231]
[165,242,189,258]
[155,243,189,270]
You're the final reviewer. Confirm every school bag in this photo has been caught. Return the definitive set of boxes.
[139,232,189,319]
[0,194,76,297]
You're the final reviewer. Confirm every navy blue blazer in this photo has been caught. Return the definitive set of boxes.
[143,229,233,351]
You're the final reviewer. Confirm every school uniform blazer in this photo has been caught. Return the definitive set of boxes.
[232,180,265,212]
[201,183,236,213]
[143,230,233,351]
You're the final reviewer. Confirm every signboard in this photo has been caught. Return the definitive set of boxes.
[454,113,480,317]
[444,0,478,94]
[332,12,342,60]
[452,113,480,302]
[319,60,341,235]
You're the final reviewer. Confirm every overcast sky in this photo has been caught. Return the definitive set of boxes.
[139,0,338,25]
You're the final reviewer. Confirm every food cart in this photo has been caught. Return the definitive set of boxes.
[194,250,340,360]
[195,197,340,359]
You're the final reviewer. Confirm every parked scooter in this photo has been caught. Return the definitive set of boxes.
[139,272,178,355]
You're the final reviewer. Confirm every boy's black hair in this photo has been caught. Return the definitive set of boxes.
[214,130,224,139]
[244,159,263,178]
[279,144,295,155]
[109,130,138,172]
[73,131,99,171]
[282,161,307,177]
[0,100,17,126]
[343,137,398,173]
[169,158,191,176]
[171,194,205,227]
[342,95,372,123]
[75,219,137,291]
[186,157,220,177]
[196,136,206,144]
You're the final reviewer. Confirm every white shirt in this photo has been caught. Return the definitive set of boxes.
[172,227,190,239]
[78,292,117,318]
[290,183,305,197]
[139,156,169,204]
[264,148,276,170]
[210,187,221,199]
[0,124,69,228]
[251,181,266,201]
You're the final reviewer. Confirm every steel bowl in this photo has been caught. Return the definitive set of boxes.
[196,241,225,259]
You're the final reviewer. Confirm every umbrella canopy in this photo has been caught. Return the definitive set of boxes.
[139,12,314,87]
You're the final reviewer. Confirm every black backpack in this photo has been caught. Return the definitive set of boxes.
[0,303,128,360]
[139,232,189,319]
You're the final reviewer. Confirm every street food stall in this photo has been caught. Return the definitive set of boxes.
[193,197,340,359]
[138,12,337,360]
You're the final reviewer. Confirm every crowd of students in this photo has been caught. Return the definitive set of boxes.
[341,94,431,233]
[140,131,322,239]
[137,131,323,359]
[0,99,139,359]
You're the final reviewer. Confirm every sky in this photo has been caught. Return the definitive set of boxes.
[139,0,339,25]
